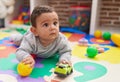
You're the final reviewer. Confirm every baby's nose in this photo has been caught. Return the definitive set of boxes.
[51,24,56,29]
[50,25,56,30]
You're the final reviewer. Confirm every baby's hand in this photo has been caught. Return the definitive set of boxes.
[59,60,72,66]
[22,56,35,68]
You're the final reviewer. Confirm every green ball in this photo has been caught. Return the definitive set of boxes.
[102,32,111,40]
[87,46,98,58]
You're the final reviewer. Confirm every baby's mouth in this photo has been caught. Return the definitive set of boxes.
[50,33,56,36]
[50,32,57,38]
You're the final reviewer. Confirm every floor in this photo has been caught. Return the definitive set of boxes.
[0,28,120,82]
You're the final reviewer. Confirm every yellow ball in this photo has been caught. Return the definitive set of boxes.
[17,62,33,76]
[111,33,120,47]
[94,30,102,38]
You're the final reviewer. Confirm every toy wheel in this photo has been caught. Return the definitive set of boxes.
[67,72,69,76]
[70,69,73,73]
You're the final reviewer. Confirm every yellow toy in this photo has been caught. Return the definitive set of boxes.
[94,30,102,38]
[111,33,120,47]
[17,62,33,76]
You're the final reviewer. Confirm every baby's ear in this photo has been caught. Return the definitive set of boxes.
[30,27,38,36]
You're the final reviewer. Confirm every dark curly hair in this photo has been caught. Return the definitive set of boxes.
[31,5,54,27]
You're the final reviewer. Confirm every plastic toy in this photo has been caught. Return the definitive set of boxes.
[17,62,33,76]
[54,63,73,77]
[68,6,90,34]
[94,30,102,38]
[102,32,111,40]
[87,46,98,58]
[69,16,76,25]
[75,17,81,26]
[78,38,88,46]
[11,6,30,25]
[96,47,104,53]
[15,28,27,34]
[111,33,120,47]
[11,20,23,25]
[60,27,86,34]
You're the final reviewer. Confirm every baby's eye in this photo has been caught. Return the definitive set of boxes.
[43,23,49,27]
[53,22,58,26]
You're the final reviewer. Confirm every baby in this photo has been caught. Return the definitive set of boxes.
[15,6,72,68]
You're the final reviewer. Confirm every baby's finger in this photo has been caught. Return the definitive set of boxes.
[62,60,67,64]
[62,60,72,66]
[22,57,30,61]
[68,62,72,66]
[25,60,33,64]
[22,59,28,64]
[30,62,35,68]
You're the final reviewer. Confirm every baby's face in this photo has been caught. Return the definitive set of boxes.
[35,12,59,41]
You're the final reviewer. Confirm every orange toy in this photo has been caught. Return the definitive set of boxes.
[11,20,23,25]
[17,62,33,76]
[94,30,102,38]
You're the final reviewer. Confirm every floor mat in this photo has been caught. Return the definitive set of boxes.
[0,30,120,82]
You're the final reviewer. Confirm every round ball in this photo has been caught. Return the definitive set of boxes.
[102,32,111,40]
[94,30,102,38]
[87,46,98,58]
[111,33,120,47]
[17,62,33,76]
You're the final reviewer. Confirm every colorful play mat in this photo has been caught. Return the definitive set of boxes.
[0,28,120,82]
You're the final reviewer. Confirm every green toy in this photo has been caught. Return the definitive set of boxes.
[102,32,111,40]
[69,17,76,24]
[16,28,27,35]
[87,46,98,58]
[54,63,73,77]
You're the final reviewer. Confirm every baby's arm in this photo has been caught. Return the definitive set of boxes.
[58,35,72,66]
[16,37,35,67]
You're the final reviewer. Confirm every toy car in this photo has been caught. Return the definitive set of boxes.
[54,63,73,77]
